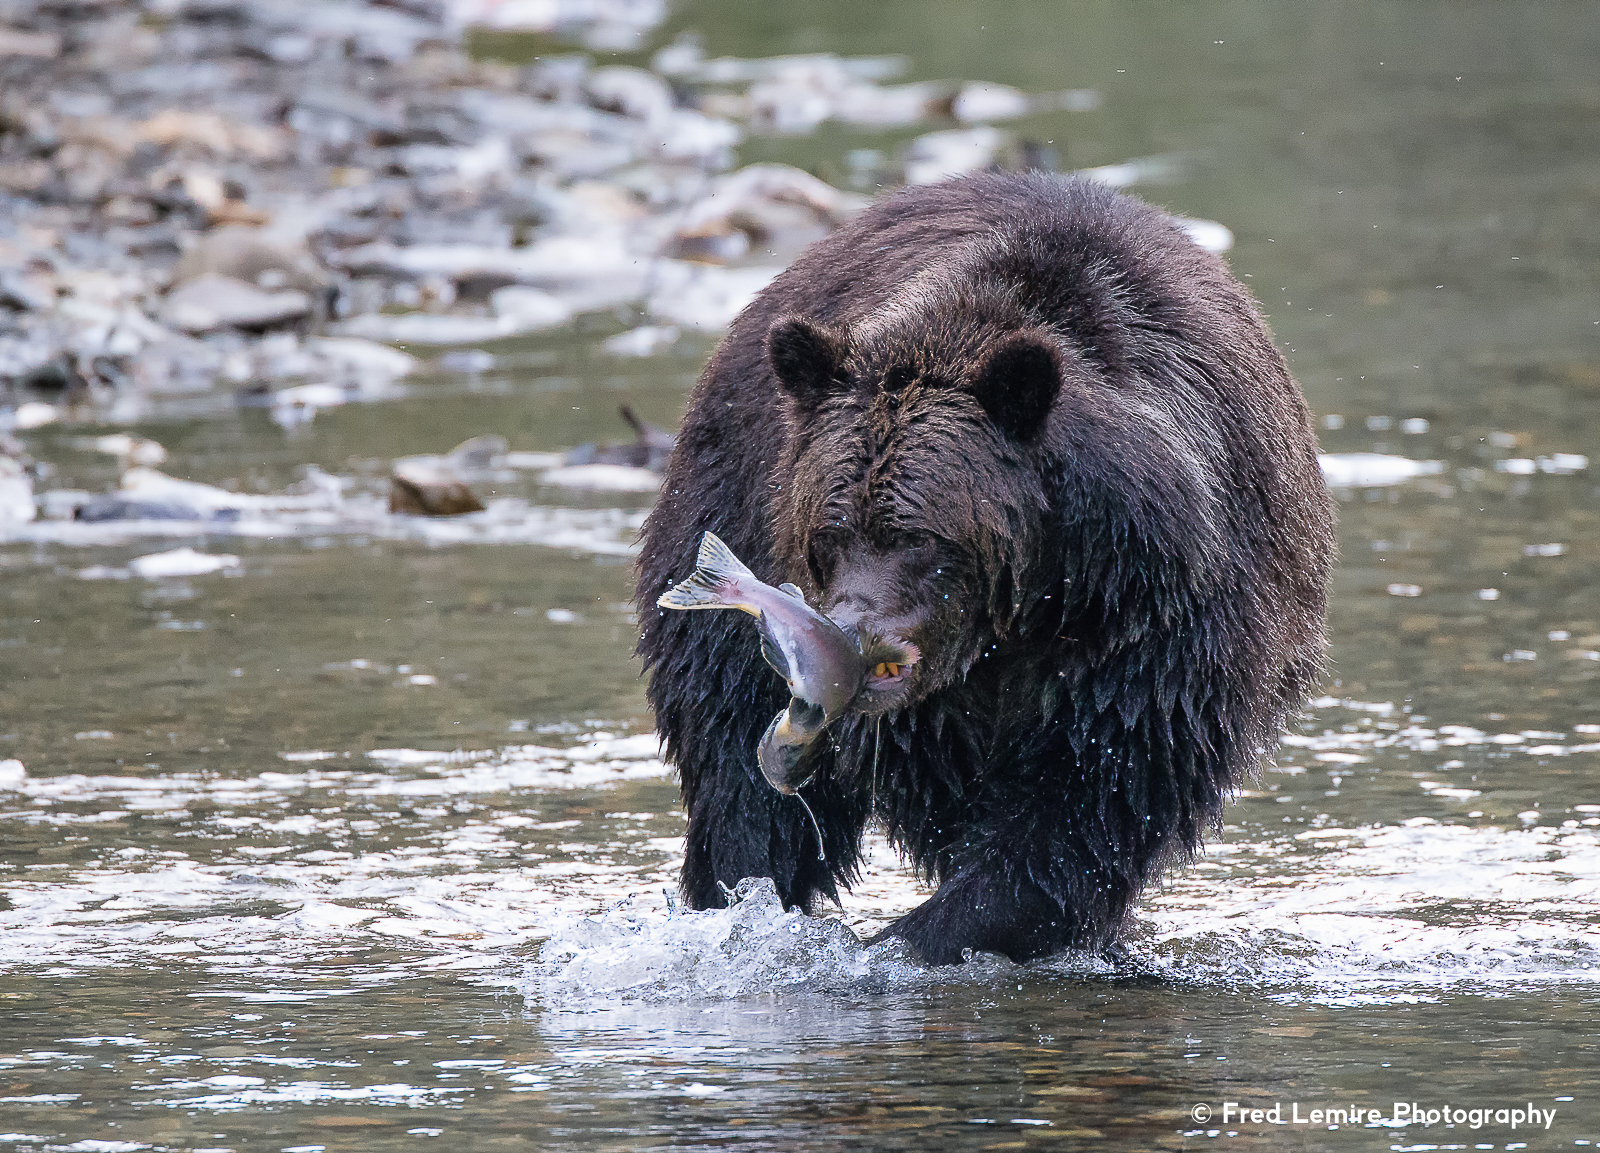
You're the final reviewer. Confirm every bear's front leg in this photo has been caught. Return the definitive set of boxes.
[680,755,868,912]
[872,807,1144,964]
[873,867,1085,965]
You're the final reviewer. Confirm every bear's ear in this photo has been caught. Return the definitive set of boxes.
[970,329,1061,441]
[769,315,848,409]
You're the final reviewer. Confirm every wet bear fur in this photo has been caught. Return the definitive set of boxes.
[636,172,1335,966]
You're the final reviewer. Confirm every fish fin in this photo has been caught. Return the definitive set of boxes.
[759,631,793,683]
[695,530,755,581]
[656,531,758,612]
[777,581,807,602]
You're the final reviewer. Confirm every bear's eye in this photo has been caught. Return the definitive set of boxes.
[889,530,936,553]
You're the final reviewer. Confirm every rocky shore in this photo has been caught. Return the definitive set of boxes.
[0,0,1234,536]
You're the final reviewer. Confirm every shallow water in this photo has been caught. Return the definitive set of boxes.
[5,1,1600,1150]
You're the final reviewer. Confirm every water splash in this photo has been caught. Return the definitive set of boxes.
[531,876,1124,1004]
[534,878,912,1001]
[6,697,1600,1004]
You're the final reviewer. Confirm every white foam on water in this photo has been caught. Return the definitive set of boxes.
[1141,821,1600,1004]
[532,878,921,1002]
[522,818,1600,1007]
[162,1081,457,1110]
[3,731,669,813]
[4,700,1599,1003]
[359,734,671,796]
[0,735,676,974]
[524,697,1600,1005]
[530,866,1117,1004]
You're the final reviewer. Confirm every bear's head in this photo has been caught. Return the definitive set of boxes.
[766,302,1073,716]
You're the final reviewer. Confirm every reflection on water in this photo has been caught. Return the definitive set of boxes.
[4,0,1600,1149]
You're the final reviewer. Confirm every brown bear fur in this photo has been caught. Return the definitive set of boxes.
[636,172,1334,965]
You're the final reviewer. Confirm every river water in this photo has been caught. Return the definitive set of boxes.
[3,1,1599,1150]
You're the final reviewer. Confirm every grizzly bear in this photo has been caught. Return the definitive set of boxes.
[636,172,1335,966]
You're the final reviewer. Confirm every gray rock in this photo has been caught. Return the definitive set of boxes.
[489,285,572,331]
[162,274,311,334]
[903,126,1005,186]
[334,311,518,345]
[174,226,330,295]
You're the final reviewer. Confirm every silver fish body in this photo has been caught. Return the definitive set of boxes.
[656,531,866,722]
[657,531,919,796]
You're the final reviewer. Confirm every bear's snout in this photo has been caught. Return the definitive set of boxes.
[821,575,919,639]
[818,591,928,714]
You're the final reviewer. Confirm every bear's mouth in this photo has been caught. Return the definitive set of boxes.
[866,659,914,691]
[853,632,921,712]
[754,628,920,791]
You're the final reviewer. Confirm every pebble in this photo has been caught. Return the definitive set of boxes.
[4,401,59,431]
[646,264,781,333]
[0,0,1188,538]
[602,324,680,357]
[666,163,868,263]
[390,471,485,516]
[1077,154,1183,189]
[267,382,353,430]
[950,81,1032,123]
[903,126,1005,185]
[489,286,575,332]
[175,226,329,296]
[390,434,507,516]
[80,434,168,467]
[336,312,527,346]
[0,27,58,57]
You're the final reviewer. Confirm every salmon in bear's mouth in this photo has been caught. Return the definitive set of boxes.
[655,530,919,792]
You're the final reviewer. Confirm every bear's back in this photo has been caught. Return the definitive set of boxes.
[663,171,1325,557]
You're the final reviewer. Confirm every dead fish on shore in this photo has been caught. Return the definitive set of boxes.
[656,531,918,797]
[566,405,675,473]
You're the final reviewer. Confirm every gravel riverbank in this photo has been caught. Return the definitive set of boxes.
[0,0,1227,532]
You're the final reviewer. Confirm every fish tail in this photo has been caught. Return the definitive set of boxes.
[656,531,757,611]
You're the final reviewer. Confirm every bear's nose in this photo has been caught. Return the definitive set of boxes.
[824,599,921,657]
[820,560,930,653]
[822,599,868,640]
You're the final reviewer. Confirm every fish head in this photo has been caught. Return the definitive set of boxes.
[756,700,825,793]
[770,312,1061,715]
